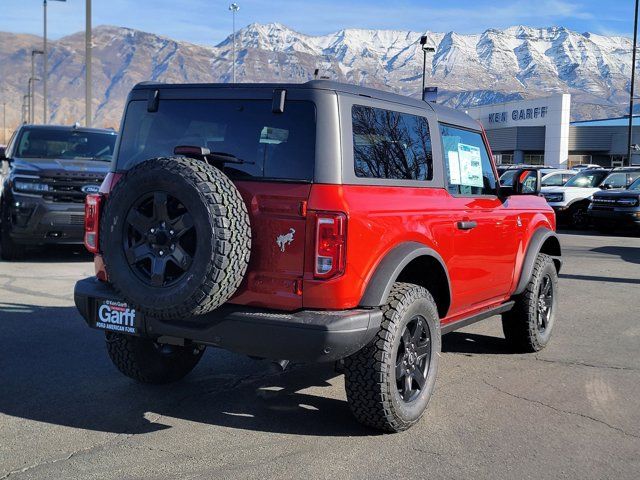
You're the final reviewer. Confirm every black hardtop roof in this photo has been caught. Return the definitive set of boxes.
[20,124,117,135]
[132,80,480,131]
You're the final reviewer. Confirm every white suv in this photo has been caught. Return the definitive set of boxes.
[541,169,610,228]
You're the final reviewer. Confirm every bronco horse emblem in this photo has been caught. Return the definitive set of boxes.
[276,228,296,252]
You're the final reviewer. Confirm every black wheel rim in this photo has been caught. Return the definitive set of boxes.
[573,207,587,227]
[395,315,432,403]
[537,274,554,333]
[123,191,197,287]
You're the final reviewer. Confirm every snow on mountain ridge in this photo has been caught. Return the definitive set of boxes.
[0,23,633,129]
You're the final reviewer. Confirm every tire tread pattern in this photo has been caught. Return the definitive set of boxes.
[502,253,556,352]
[105,332,203,384]
[344,282,438,432]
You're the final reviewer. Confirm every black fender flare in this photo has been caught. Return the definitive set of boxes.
[359,241,451,311]
[514,228,562,295]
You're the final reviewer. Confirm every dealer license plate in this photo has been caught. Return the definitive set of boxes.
[94,299,138,335]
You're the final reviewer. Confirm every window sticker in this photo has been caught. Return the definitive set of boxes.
[457,143,483,188]
[447,150,461,185]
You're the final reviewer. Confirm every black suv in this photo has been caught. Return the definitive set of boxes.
[589,174,640,232]
[0,124,117,259]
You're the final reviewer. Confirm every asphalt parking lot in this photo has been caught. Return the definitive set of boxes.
[0,231,639,480]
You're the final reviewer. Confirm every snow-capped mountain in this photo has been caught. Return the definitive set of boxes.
[0,23,633,130]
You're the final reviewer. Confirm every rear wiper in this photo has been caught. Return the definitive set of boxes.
[174,146,245,164]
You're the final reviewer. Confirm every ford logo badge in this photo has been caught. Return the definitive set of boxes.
[81,185,101,194]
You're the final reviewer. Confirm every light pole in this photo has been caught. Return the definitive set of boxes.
[2,100,7,145]
[628,0,639,166]
[28,78,41,124]
[229,3,240,83]
[2,101,6,144]
[31,49,44,123]
[22,94,29,124]
[85,0,92,127]
[43,0,66,124]
[419,35,436,101]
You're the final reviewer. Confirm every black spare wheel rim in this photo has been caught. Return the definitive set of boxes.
[396,315,432,403]
[536,273,554,334]
[124,191,196,288]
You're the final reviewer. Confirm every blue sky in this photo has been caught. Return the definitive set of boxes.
[0,0,634,45]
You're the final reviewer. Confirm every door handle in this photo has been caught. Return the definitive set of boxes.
[457,220,478,230]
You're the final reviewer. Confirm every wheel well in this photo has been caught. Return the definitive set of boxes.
[540,235,562,273]
[395,256,451,318]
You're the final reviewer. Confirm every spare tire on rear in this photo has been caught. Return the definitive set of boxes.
[100,156,251,320]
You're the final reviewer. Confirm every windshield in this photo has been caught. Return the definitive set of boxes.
[15,128,117,161]
[564,170,608,188]
[116,99,316,181]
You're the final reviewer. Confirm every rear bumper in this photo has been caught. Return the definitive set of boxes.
[74,277,383,363]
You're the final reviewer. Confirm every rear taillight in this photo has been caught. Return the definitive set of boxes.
[84,194,102,253]
[314,212,346,279]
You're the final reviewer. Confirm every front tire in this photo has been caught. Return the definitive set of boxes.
[344,283,440,432]
[105,333,204,384]
[569,203,589,229]
[502,253,558,353]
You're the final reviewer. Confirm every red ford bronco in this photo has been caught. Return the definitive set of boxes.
[74,81,561,432]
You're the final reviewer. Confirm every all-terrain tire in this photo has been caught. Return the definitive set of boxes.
[502,253,558,353]
[0,201,26,261]
[101,156,251,320]
[343,283,441,432]
[105,332,204,384]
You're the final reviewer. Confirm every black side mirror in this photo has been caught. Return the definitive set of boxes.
[500,169,541,197]
[514,169,541,195]
[0,147,6,160]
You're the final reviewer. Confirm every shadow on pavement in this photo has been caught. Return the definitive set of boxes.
[0,245,92,263]
[442,331,511,355]
[0,302,374,438]
[560,273,640,284]
[590,245,640,265]
[0,301,528,437]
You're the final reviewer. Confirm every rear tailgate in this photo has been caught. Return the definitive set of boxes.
[229,181,311,310]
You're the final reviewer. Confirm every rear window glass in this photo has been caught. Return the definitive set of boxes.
[351,105,433,181]
[116,99,316,181]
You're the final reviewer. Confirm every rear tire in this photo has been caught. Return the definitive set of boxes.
[105,333,204,384]
[344,283,440,432]
[0,201,25,261]
[502,253,558,353]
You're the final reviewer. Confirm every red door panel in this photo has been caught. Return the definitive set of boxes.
[446,197,520,311]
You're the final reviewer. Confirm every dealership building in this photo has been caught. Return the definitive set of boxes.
[465,94,640,167]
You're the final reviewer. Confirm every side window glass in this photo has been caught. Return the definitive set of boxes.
[603,172,626,189]
[352,105,433,181]
[439,124,496,195]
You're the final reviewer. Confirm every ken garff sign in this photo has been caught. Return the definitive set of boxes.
[488,106,548,124]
